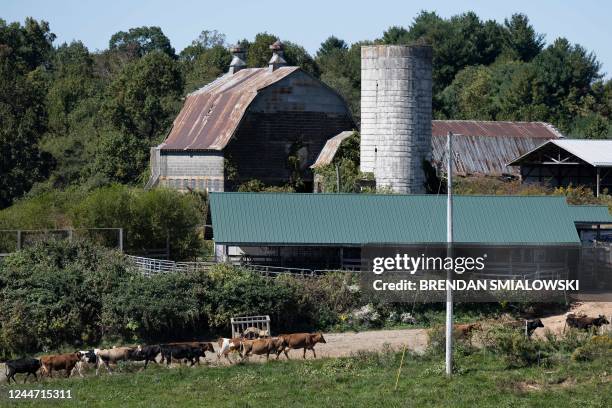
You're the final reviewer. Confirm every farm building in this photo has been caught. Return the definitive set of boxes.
[311,121,565,190]
[147,41,355,192]
[509,139,612,196]
[210,192,612,269]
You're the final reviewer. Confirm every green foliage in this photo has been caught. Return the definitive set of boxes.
[571,334,612,362]
[109,26,176,59]
[237,179,295,193]
[0,241,357,356]
[0,185,205,260]
[484,326,549,368]
[0,18,56,208]
[313,132,371,193]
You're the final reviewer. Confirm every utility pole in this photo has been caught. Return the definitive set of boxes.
[445,132,454,376]
[336,164,341,193]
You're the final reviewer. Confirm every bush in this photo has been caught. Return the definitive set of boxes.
[0,185,206,260]
[0,241,360,357]
[571,334,612,362]
[483,326,549,368]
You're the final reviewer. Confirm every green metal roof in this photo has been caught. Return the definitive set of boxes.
[568,205,612,223]
[210,193,610,245]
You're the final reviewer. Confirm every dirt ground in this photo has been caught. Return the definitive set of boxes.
[534,301,612,338]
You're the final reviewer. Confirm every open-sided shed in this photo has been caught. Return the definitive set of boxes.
[509,139,612,196]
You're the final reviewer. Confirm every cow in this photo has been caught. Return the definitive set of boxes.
[525,319,545,338]
[240,337,285,361]
[160,344,204,367]
[454,323,482,338]
[507,319,544,338]
[74,349,97,377]
[279,333,326,359]
[217,338,243,363]
[159,342,214,365]
[566,314,610,331]
[94,347,135,375]
[39,352,82,378]
[129,345,162,369]
[4,358,41,384]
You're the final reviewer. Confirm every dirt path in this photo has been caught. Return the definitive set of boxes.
[534,301,612,338]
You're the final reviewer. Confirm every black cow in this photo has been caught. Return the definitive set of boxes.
[160,345,204,366]
[526,319,544,338]
[4,358,41,384]
[129,345,161,369]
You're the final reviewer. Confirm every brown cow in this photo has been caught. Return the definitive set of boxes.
[240,337,285,361]
[94,347,135,375]
[454,323,482,338]
[279,333,326,359]
[566,314,610,331]
[39,352,82,378]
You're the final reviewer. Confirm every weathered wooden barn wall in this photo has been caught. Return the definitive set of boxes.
[158,151,224,191]
[224,70,354,189]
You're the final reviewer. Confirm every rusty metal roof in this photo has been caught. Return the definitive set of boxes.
[432,120,564,139]
[311,121,564,176]
[310,131,354,168]
[432,120,564,176]
[160,67,299,151]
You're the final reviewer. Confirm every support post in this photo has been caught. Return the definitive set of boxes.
[596,167,600,198]
[445,132,454,376]
[118,228,124,252]
[336,164,341,193]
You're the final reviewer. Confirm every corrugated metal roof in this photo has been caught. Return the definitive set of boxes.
[311,121,564,175]
[569,205,612,223]
[432,120,564,139]
[509,140,612,167]
[210,193,599,245]
[160,67,299,151]
[432,121,564,176]
[311,131,354,168]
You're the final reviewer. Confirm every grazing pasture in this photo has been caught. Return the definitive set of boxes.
[0,350,610,407]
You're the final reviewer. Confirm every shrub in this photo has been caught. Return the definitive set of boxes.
[484,326,548,368]
[571,334,612,362]
[0,185,206,260]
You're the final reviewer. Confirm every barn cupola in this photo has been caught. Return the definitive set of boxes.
[268,40,287,72]
[228,45,246,74]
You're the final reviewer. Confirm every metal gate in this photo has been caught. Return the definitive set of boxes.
[230,315,271,339]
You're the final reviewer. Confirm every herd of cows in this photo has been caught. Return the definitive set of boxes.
[2,332,326,384]
[2,313,610,385]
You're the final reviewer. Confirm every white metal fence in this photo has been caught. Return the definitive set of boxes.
[230,315,271,339]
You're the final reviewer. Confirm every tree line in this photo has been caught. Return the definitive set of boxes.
[1,12,611,208]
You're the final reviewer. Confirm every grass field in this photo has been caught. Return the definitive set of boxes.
[0,350,610,407]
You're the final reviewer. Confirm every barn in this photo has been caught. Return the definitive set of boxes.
[210,192,612,269]
[508,139,612,196]
[147,41,355,192]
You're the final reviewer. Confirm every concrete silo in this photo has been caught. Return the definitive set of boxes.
[360,45,433,193]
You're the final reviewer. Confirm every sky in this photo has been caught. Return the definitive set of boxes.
[3,0,611,78]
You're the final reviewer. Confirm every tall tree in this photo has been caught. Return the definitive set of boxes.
[503,14,545,62]
[109,26,175,59]
[0,18,55,207]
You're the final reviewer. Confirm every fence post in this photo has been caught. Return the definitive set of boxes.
[119,228,124,252]
[16,230,22,251]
